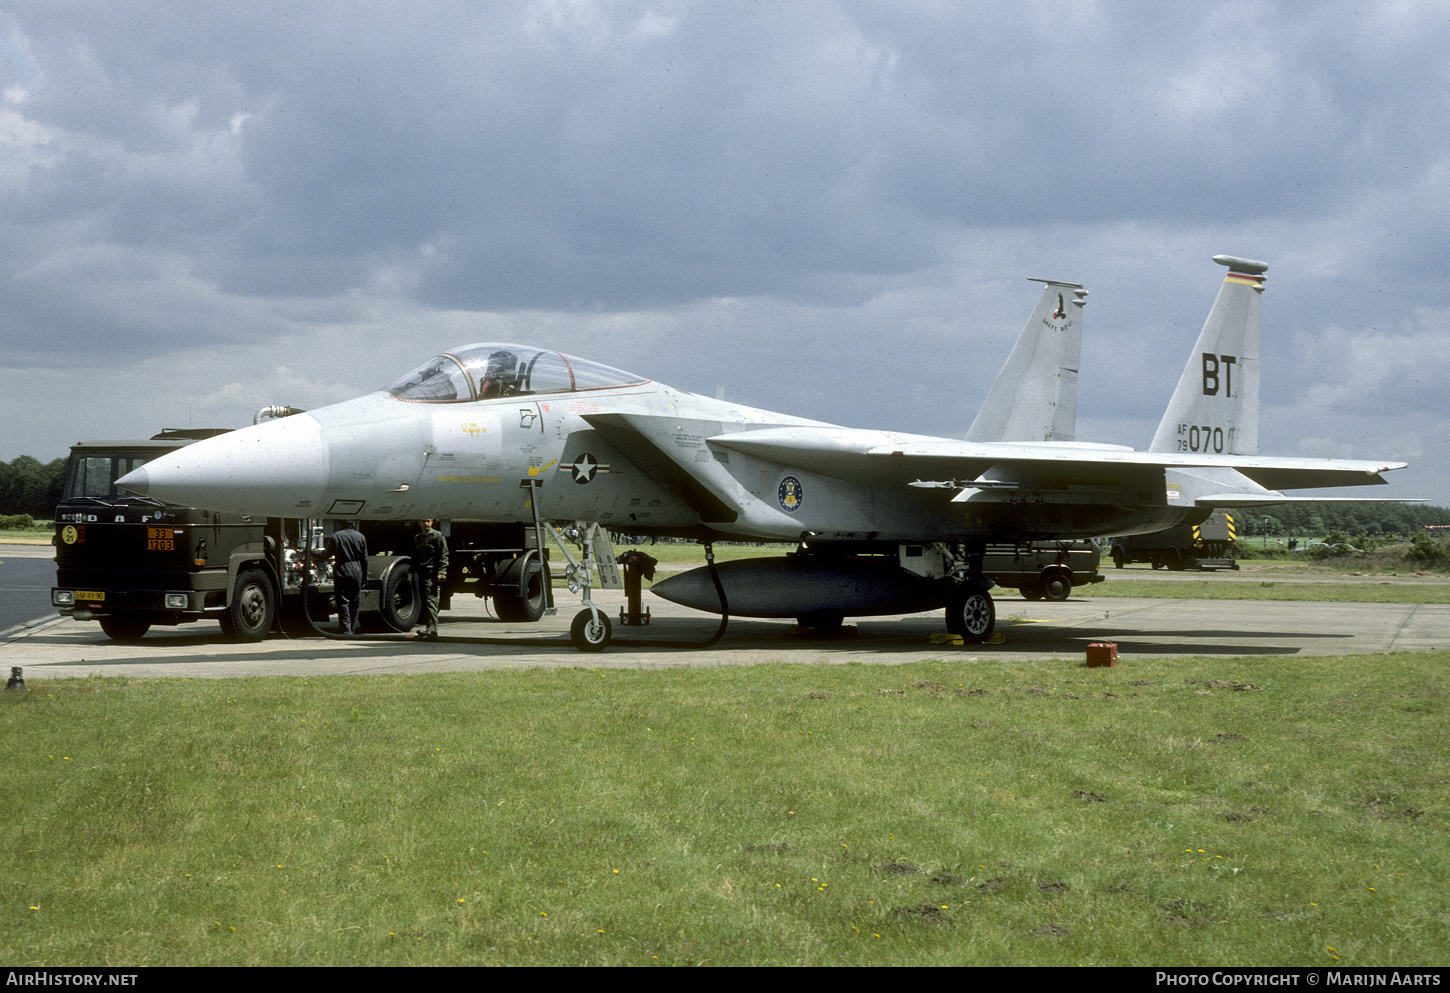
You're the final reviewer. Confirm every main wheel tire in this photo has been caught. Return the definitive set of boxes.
[222,568,275,642]
[570,608,612,652]
[1040,572,1073,602]
[99,615,150,642]
[1019,585,1044,601]
[945,587,996,643]
[495,558,550,623]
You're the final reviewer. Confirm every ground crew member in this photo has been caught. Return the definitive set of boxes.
[327,520,368,636]
[412,518,448,640]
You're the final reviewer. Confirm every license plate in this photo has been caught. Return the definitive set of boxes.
[76,590,106,602]
[147,527,174,552]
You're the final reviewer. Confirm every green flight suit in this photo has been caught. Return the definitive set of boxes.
[412,525,449,637]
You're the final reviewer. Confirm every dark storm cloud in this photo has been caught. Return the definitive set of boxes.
[6,3,951,315]
[7,2,1449,318]
[855,3,1450,229]
[0,1,1445,499]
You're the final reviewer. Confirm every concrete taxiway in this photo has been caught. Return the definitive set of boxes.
[4,584,1447,680]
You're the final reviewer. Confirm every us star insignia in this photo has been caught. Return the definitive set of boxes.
[562,453,610,484]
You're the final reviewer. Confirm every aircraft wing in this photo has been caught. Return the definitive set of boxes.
[708,428,1405,492]
[1191,494,1424,508]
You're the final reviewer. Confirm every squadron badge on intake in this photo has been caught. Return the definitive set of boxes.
[777,475,803,513]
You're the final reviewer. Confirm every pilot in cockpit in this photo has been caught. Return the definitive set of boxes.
[478,350,521,399]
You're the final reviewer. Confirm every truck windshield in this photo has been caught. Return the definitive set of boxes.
[62,452,165,501]
[386,343,649,403]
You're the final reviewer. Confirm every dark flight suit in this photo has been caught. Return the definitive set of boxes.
[412,524,449,638]
[328,525,368,635]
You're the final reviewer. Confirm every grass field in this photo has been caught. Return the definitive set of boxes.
[0,529,53,543]
[1080,580,1450,604]
[4,652,1448,966]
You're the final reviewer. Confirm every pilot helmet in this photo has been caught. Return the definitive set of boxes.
[480,350,520,397]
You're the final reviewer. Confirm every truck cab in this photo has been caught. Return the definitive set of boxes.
[51,431,418,641]
[52,429,549,642]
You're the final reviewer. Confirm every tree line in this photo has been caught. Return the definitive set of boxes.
[0,455,67,521]
[1233,501,1450,539]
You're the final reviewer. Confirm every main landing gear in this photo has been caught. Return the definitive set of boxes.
[945,582,996,642]
[944,542,996,643]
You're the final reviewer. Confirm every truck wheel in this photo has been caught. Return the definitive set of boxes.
[570,608,611,652]
[1165,548,1185,572]
[1113,552,1125,569]
[99,615,150,642]
[945,587,995,643]
[379,563,422,632]
[1019,585,1044,601]
[1040,572,1073,602]
[495,558,549,622]
[222,568,275,642]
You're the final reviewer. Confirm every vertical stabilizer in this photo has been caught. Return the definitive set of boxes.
[967,278,1086,443]
[1149,255,1265,456]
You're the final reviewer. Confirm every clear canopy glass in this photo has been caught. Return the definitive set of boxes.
[386,343,649,402]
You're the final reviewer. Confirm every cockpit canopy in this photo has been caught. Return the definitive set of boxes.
[386,343,649,403]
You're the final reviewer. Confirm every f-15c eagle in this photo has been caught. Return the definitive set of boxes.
[119,255,1406,650]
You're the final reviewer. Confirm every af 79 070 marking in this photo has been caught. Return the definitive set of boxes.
[1176,423,1227,453]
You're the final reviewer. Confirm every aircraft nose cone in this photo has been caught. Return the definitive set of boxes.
[116,415,331,516]
[115,464,151,496]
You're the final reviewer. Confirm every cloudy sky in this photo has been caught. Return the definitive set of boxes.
[2,1,1445,504]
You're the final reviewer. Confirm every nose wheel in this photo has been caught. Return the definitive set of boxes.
[570,608,612,652]
[522,479,623,653]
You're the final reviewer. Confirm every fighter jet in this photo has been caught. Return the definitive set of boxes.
[118,255,1406,650]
